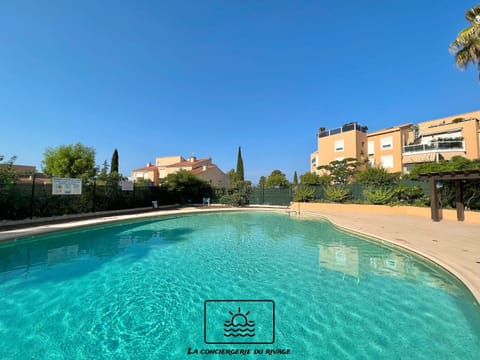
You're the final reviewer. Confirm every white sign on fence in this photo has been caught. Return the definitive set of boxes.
[52,177,82,195]
[119,180,134,191]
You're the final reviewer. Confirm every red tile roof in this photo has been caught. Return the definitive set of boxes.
[132,165,157,172]
[166,158,211,168]
[191,165,219,175]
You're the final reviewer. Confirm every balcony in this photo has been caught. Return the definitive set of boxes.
[403,140,465,154]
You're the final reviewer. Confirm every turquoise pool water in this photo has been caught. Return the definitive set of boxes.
[0,212,479,359]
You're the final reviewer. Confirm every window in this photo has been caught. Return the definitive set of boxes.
[334,139,344,152]
[381,136,393,150]
[380,155,394,169]
[368,141,375,156]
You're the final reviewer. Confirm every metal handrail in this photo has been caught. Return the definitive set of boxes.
[403,141,465,154]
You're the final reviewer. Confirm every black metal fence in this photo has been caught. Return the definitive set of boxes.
[249,180,430,206]
[1,179,431,221]
[0,181,179,220]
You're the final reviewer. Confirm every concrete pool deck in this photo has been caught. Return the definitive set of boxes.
[0,204,479,302]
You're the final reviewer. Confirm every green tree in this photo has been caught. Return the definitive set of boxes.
[355,165,399,187]
[42,143,98,180]
[300,172,331,185]
[449,4,480,80]
[266,170,290,189]
[317,158,359,184]
[220,180,252,206]
[162,170,212,204]
[0,155,18,184]
[227,169,237,188]
[110,148,119,174]
[97,160,109,182]
[293,171,298,185]
[258,176,266,188]
[236,146,244,182]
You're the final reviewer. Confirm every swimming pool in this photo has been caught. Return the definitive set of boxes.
[0,211,479,359]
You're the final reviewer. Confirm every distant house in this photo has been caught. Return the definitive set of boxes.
[0,164,50,184]
[131,156,230,187]
[131,163,159,185]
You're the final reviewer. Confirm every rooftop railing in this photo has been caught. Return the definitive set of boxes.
[403,141,465,154]
[318,123,368,138]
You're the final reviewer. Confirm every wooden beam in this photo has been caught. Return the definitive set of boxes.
[429,178,441,222]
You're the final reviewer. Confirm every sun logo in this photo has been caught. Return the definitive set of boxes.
[223,307,255,337]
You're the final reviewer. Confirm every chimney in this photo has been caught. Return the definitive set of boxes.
[147,162,152,167]
[189,156,196,162]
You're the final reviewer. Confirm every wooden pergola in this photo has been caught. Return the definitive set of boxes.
[418,170,480,222]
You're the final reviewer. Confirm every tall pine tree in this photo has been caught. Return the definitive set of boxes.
[110,148,119,174]
[236,146,244,182]
[293,171,298,185]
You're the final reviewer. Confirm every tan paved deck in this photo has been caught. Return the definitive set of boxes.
[293,203,480,302]
[1,205,479,302]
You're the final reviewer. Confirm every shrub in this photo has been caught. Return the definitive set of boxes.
[293,185,316,202]
[324,185,350,203]
[394,185,424,204]
[363,187,396,205]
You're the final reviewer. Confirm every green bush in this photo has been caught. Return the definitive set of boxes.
[324,185,350,203]
[219,191,249,206]
[293,185,316,202]
[394,185,424,203]
[363,187,396,205]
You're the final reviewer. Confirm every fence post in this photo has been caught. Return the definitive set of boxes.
[30,174,36,219]
[262,184,265,205]
[132,180,136,205]
[91,179,96,213]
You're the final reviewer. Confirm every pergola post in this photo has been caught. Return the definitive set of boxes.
[455,180,464,221]
[419,170,480,222]
[429,177,441,222]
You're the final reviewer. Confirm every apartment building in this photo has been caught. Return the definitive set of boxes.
[311,110,480,175]
[367,123,413,173]
[310,122,368,174]
[402,110,480,173]
[132,155,230,187]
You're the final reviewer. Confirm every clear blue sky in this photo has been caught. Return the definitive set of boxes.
[1,0,479,184]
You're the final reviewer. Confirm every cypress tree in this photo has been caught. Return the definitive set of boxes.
[111,148,119,174]
[236,146,244,182]
[293,171,298,185]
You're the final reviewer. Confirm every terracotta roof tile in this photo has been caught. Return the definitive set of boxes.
[166,158,211,168]
[132,165,157,172]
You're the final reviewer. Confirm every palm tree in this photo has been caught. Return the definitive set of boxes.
[449,5,480,79]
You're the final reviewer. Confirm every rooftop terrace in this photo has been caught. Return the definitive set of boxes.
[318,122,368,138]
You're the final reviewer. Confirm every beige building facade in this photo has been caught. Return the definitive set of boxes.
[311,122,368,174]
[311,110,480,175]
[132,155,230,187]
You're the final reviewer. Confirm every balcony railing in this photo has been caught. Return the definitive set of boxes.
[318,122,368,138]
[403,141,465,154]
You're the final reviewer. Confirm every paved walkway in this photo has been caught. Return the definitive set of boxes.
[297,208,480,302]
